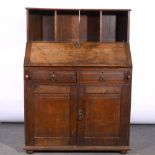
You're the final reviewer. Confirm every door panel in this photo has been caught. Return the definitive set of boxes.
[78,85,122,145]
[34,94,70,137]
[26,83,77,146]
[84,94,121,138]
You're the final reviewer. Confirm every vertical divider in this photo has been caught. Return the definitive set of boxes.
[54,10,57,42]
[127,11,130,43]
[26,9,29,41]
[41,15,43,41]
[100,10,103,42]
[78,10,81,43]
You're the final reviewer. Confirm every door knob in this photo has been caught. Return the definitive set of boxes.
[126,72,131,80]
[127,74,131,79]
[25,74,30,79]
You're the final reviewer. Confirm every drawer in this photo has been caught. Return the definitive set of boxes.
[79,70,125,83]
[29,70,76,83]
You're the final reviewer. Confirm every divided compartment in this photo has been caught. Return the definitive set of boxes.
[28,9,55,41]
[56,10,79,42]
[80,11,100,41]
[27,9,129,42]
[101,11,128,42]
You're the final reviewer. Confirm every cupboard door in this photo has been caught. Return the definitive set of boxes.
[78,85,125,146]
[25,82,77,146]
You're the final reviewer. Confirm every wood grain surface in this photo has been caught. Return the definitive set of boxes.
[24,8,132,154]
[24,42,131,67]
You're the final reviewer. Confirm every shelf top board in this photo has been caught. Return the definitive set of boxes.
[24,42,132,67]
[26,8,131,11]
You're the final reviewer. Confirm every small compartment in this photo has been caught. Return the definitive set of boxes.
[101,11,128,42]
[28,9,55,41]
[56,10,79,42]
[80,11,100,41]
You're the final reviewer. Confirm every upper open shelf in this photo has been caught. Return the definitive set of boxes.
[27,8,130,42]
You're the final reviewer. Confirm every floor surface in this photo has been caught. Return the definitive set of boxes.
[0,123,155,155]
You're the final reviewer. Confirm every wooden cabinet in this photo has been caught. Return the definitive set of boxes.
[24,8,132,154]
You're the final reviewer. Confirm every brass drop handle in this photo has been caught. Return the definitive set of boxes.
[51,72,56,81]
[78,109,84,121]
[25,74,30,79]
[99,72,104,81]
[74,42,80,48]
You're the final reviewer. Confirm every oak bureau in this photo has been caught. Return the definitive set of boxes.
[24,8,132,154]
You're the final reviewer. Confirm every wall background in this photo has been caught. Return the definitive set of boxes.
[0,0,155,123]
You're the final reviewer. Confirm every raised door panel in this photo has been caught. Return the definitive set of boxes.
[78,85,122,146]
[25,83,77,146]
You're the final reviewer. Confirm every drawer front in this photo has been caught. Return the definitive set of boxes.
[30,70,76,83]
[79,70,124,83]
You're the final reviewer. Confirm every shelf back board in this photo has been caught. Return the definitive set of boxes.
[28,9,55,41]
[80,11,100,42]
[56,10,79,42]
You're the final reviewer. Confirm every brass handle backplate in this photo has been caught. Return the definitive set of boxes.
[74,42,80,48]
[51,72,56,81]
[78,109,84,121]
[99,72,104,81]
